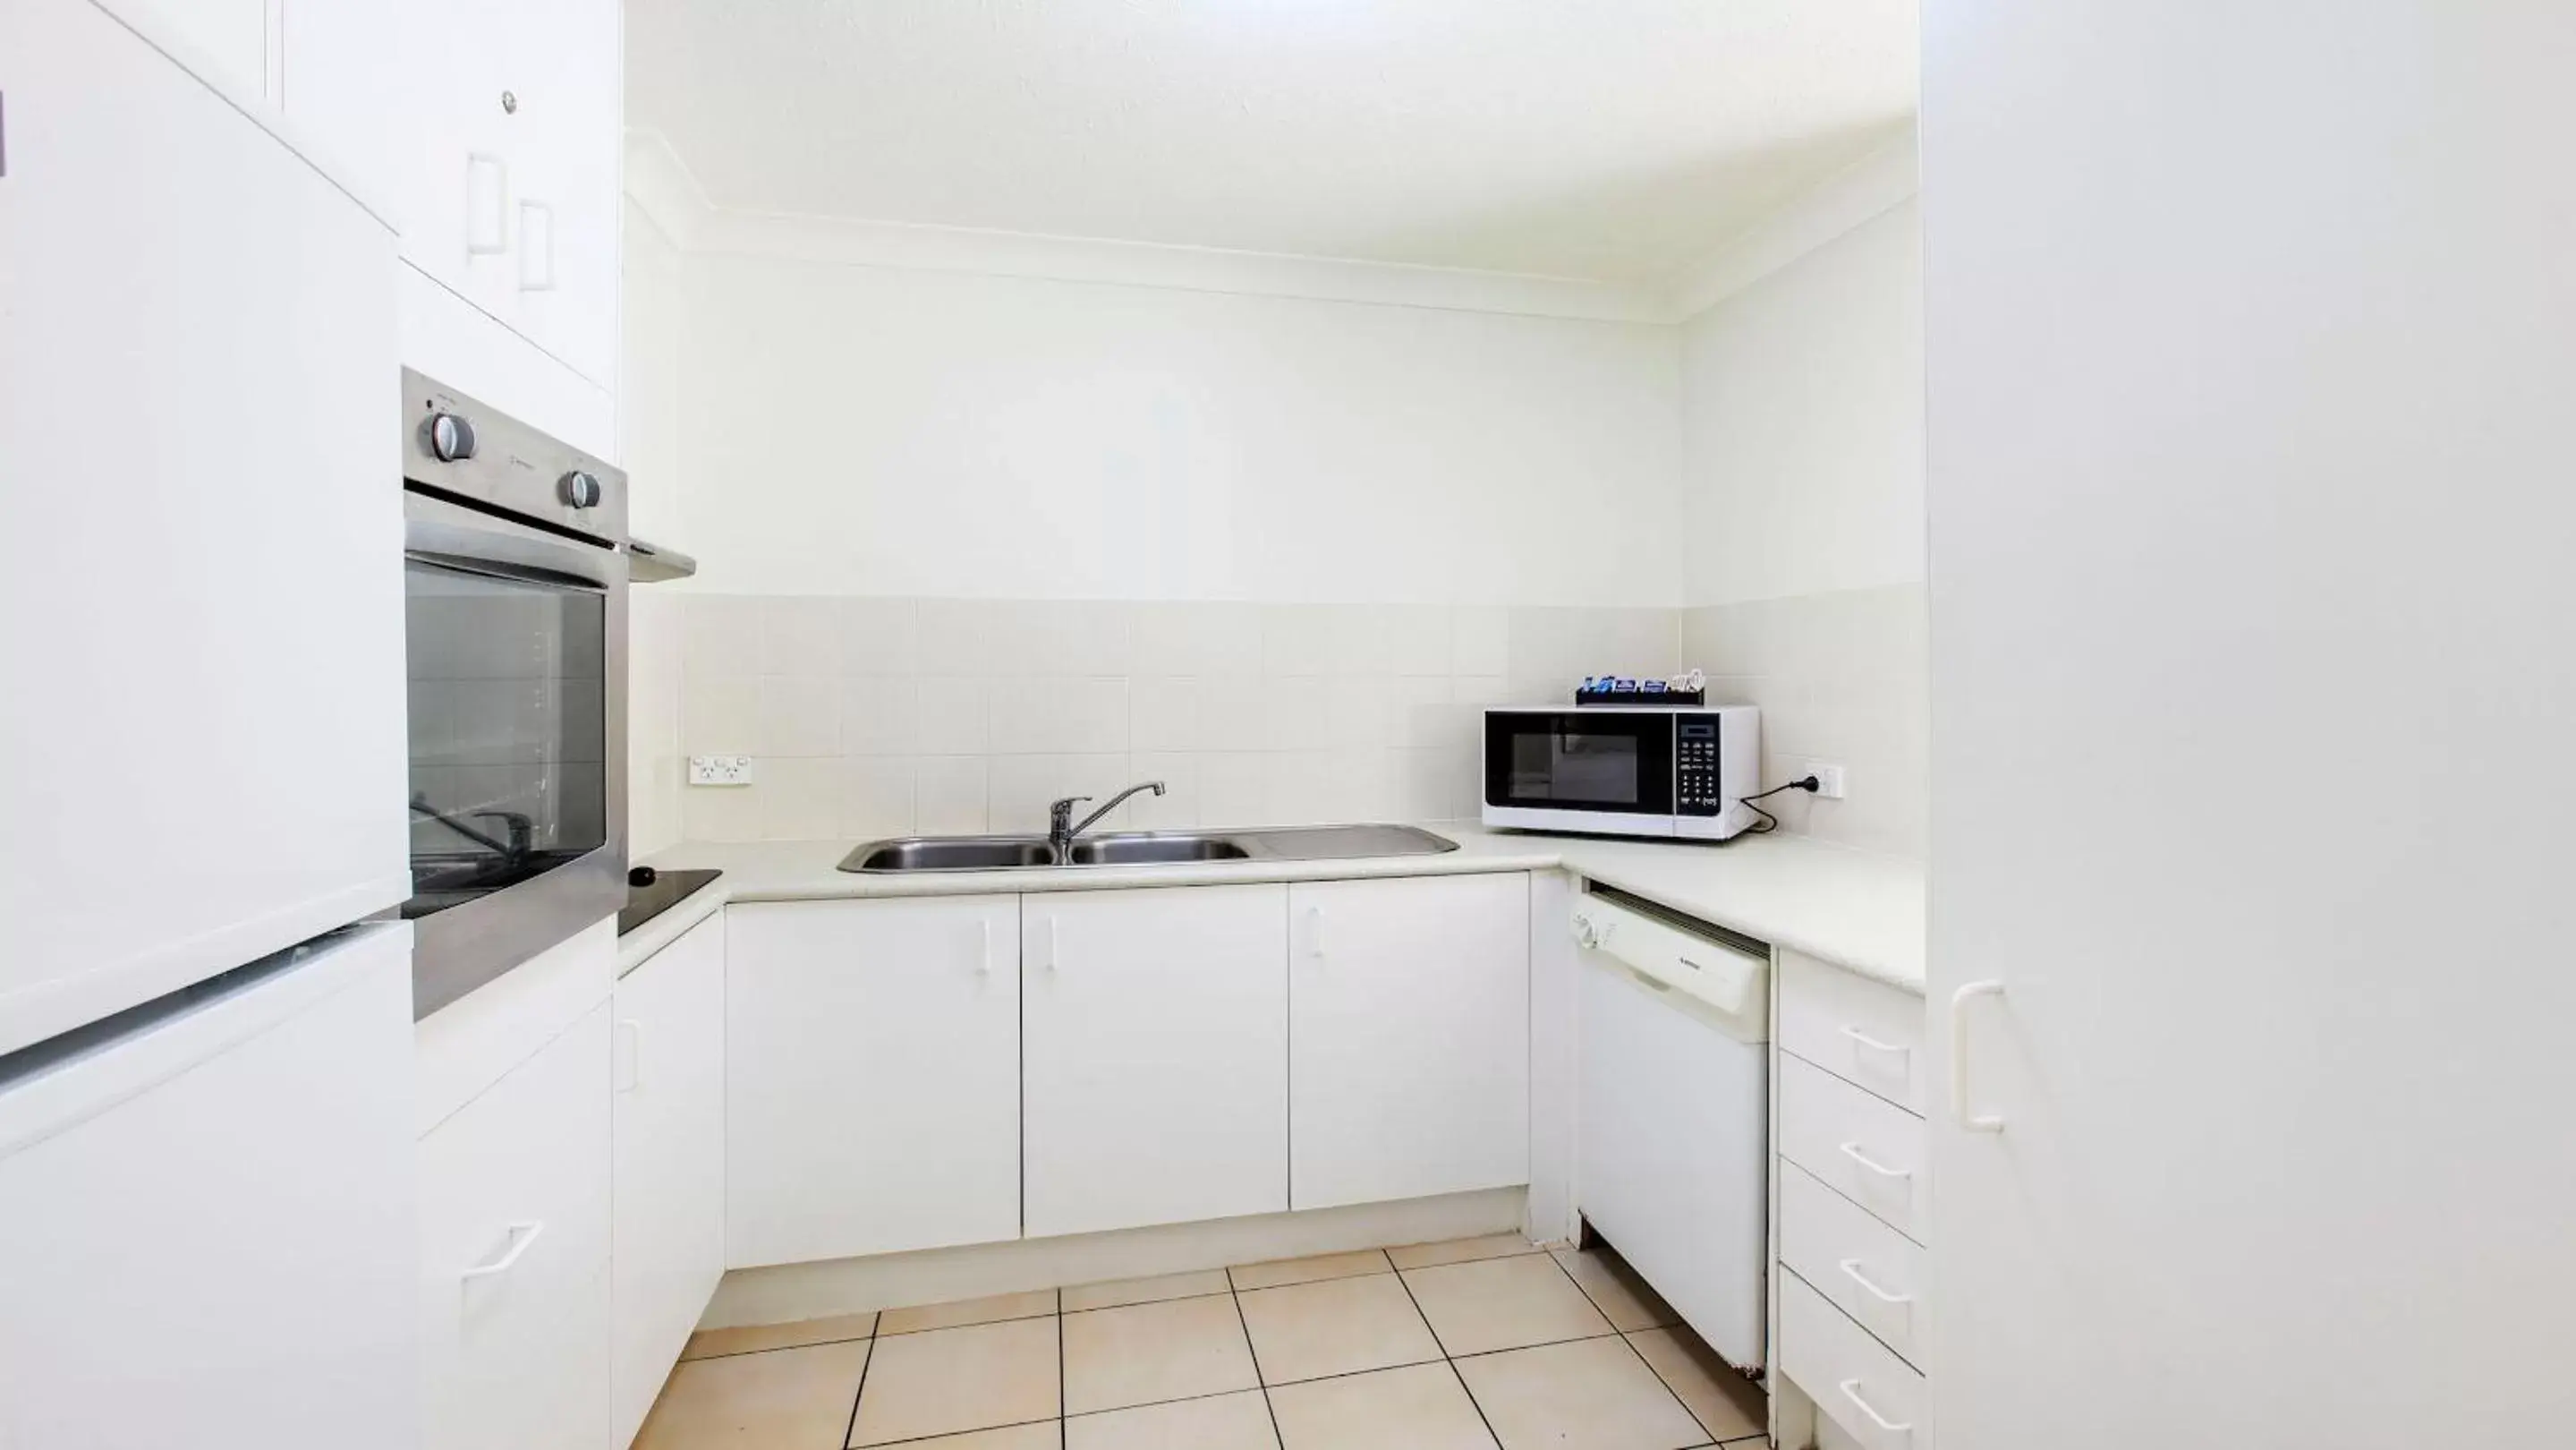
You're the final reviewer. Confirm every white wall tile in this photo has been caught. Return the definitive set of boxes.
[1133,601,1262,676]
[993,677,1128,754]
[840,757,915,839]
[684,596,763,680]
[684,778,765,842]
[1450,606,1509,678]
[1261,605,1338,677]
[914,600,1004,675]
[1265,677,1333,752]
[914,756,990,834]
[1129,677,1202,753]
[758,675,840,757]
[681,676,761,754]
[1390,746,1475,822]
[988,753,1131,834]
[758,756,842,839]
[1200,676,1271,752]
[1384,606,1452,676]
[1388,675,1456,750]
[1125,754,1201,830]
[1198,752,1268,825]
[839,597,917,676]
[914,677,991,754]
[839,677,918,755]
[761,597,841,677]
[1324,677,1390,748]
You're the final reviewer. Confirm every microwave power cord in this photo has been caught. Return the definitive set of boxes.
[1736,774,1822,836]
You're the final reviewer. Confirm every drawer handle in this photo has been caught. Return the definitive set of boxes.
[614,1018,644,1094]
[1840,1025,1910,1058]
[1837,1379,1915,1436]
[460,1220,546,1281]
[1838,1141,1913,1181]
[1838,1258,1914,1306]
[978,919,994,977]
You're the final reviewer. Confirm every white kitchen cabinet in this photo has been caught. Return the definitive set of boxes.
[420,1005,614,1450]
[1023,884,1289,1237]
[0,925,417,1450]
[98,0,271,99]
[727,897,1022,1267]
[610,915,727,1449]
[0,0,410,1058]
[395,0,622,405]
[1287,874,1530,1209]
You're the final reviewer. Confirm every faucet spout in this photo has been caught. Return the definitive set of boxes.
[1049,780,1167,853]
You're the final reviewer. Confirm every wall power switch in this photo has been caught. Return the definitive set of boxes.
[689,755,755,787]
[1804,763,1848,799]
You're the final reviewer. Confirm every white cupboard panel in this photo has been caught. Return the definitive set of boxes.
[0,925,417,1450]
[727,898,1021,1267]
[1781,1270,1930,1450]
[1023,884,1288,1237]
[0,0,409,1057]
[1288,874,1529,1209]
[420,1006,614,1450]
[1778,1053,1926,1245]
[1778,951,1929,1115]
[398,262,618,461]
[96,0,270,99]
[1779,1161,1928,1368]
[610,914,727,1449]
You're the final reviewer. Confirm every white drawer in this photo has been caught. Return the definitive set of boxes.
[1779,1053,1926,1243]
[1778,951,1927,1113]
[1779,1160,1928,1368]
[1781,1270,1931,1450]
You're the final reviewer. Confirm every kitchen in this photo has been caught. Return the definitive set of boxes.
[3,4,2572,1450]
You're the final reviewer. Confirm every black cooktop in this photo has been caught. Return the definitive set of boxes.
[616,866,723,937]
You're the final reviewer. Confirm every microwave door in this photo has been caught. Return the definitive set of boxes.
[1484,712,1674,832]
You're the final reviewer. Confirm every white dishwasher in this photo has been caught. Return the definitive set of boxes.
[1573,885,1772,1371]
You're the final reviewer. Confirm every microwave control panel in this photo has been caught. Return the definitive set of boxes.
[1677,714,1726,816]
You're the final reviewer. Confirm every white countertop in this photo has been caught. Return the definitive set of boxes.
[626,824,1924,994]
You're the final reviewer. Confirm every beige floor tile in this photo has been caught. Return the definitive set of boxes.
[634,1338,871,1449]
[849,1316,1060,1446]
[1066,1389,1279,1450]
[1266,1362,1499,1450]
[1062,1293,1260,1415]
[1401,1253,1614,1357]
[880,1288,1060,1335]
[898,1426,1063,1450]
[682,1311,880,1360]
[1229,1248,1393,1292]
[1453,1337,1705,1450]
[1552,1247,1679,1333]
[1624,1327,1766,1442]
[1236,1272,1443,1385]
[1385,1233,1545,1271]
[1062,1268,1233,1313]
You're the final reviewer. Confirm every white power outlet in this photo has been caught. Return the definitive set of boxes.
[689,755,755,787]
[1803,762,1848,799]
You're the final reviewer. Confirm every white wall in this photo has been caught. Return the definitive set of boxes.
[1673,188,1927,857]
[674,255,1686,604]
[1924,4,2576,1446]
[622,198,686,857]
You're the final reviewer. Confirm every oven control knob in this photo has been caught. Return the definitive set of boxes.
[426,412,477,463]
[559,470,604,509]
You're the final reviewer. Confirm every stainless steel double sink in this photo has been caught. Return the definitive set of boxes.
[838,823,1458,874]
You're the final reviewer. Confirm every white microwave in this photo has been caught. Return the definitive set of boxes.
[1481,704,1761,840]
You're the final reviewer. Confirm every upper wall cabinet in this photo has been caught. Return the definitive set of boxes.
[395,0,623,426]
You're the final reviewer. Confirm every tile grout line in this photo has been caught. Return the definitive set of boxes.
[1540,1246,1717,1441]
[1389,1258,1507,1450]
[1224,1280,1289,1450]
[840,1319,878,1450]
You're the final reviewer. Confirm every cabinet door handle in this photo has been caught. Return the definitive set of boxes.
[1838,1141,1912,1180]
[1045,915,1060,971]
[1836,1379,1914,1436]
[614,1019,643,1093]
[517,200,556,290]
[460,1220,546,1280]
[1306,905,1327,959]
[1948,979,2008,1133]
[978,918,994,976]
[466,154,509,254]
[1840,1024,1910,1058]
[1837,1258,1913,1306]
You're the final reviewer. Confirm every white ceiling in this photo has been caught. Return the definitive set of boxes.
[625,0,1917,286]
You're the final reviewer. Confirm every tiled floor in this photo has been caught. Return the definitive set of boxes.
[641,1233,1770,1449]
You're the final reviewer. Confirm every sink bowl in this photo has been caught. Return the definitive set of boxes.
[843,835,1061,872]
[838,823,1457,874]
[1067,833,1254,866]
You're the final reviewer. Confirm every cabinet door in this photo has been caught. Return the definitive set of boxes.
[727,898,1021,1267]
[420,1006,614,1450]
[1023,885,1288,1237]
[0,0,409,1057]
[610,914,726,1450]
[1288,874,1530,1209]
[0,926,416,1450]
[395,0,522,315]
[97,0,270,100]
[504,0,622,388]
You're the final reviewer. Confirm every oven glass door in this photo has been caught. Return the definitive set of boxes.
[402,557,608,919]
[1484,711,1674,816]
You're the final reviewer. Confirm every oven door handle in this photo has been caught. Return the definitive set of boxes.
[404,490,620,592]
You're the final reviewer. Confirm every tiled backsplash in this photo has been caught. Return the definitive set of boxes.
[654,596,1679,844]
[1685,583,1927,858]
